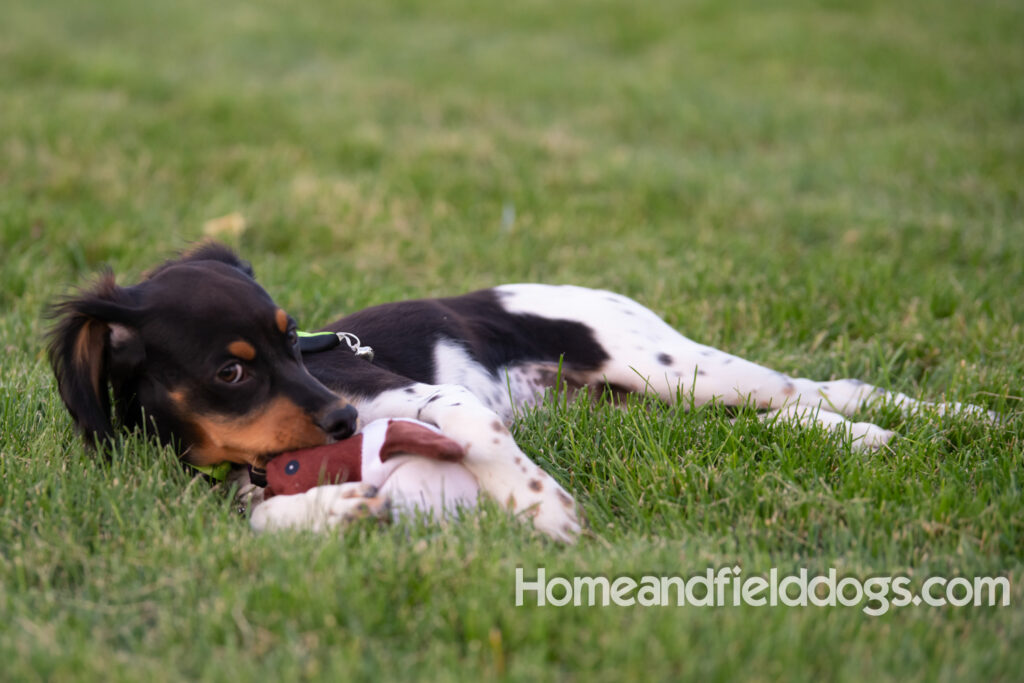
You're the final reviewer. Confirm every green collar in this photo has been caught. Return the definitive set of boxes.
[188,461,232,482]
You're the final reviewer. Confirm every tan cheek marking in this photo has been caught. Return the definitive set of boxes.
[227,340,257,361]
[185,397,328,467]
[275,308,288,334]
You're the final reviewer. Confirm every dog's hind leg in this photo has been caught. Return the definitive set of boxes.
[496,284,991,443]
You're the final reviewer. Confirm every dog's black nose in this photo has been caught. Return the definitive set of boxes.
[317,404,358,440]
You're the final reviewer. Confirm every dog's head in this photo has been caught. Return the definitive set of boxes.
[47,242,357,469]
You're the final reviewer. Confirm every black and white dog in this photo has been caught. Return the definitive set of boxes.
[48,243,989,542]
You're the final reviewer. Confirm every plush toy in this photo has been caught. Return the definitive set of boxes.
[250,418,481,532]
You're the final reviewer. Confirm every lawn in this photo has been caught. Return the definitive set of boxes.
[1,0,1022,680]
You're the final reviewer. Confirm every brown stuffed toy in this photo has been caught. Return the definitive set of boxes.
[249,418,480,531]
[264,418,467,497]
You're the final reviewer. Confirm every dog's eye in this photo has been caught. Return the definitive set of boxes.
[217,362,246,384]
[287,330,298,347]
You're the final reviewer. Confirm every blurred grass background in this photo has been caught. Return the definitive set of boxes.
[1,0,1022,680]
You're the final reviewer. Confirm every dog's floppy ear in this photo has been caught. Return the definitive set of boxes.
[46,272,144,447]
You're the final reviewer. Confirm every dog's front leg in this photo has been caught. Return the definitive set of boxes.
[358,384,582,543]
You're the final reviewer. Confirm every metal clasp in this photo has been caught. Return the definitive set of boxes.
[336,332,374,362]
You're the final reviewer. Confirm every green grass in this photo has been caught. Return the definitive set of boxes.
[2,0,1023,679]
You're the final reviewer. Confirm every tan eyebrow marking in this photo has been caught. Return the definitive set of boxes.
[228,340,257,361]
[275,308,288,334]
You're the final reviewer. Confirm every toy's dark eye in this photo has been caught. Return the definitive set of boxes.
[285,460,300,475]
[217,361,246,384]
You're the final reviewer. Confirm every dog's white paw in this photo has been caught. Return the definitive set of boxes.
[766,405,895,452]
[526,478,582,543]
[320,482,392,526]
[499,467,582,543]
[250,482,390,533]
[912,400,999,424]
[848,421,895,451]
[947,402,1000,424]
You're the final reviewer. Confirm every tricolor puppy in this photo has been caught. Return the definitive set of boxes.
[48,243,992,542]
